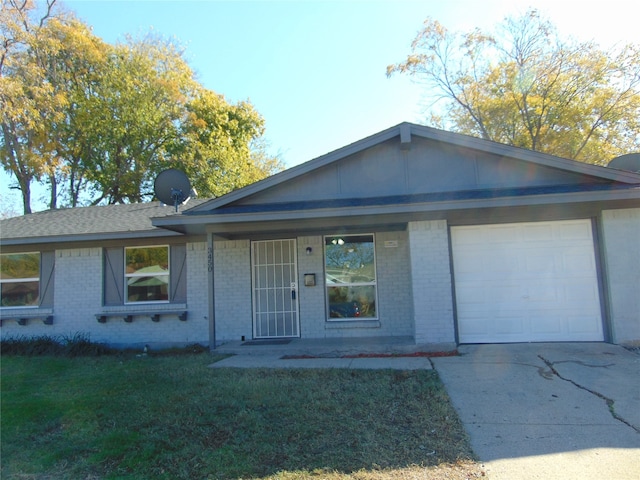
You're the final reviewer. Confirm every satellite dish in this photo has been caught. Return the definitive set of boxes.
[154,169,191,211]
[607,153,640,173]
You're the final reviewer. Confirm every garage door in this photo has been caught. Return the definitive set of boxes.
[451,220,604,343]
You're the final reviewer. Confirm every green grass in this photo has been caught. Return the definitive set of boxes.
[1,354,481,479]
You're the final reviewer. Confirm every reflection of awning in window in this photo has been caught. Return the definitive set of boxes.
[127,265,169,287]
[127,276,168,287]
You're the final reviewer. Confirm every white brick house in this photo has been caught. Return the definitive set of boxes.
[2,123,639,349]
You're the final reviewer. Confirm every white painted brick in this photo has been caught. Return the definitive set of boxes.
[214,239,252,343]
[1,245,209,349]
[408,220,455,344]
[602,208,640,344]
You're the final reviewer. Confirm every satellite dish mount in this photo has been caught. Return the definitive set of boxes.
[154,169,192,212]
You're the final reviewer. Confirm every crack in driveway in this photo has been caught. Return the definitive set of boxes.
[538,355,640,434]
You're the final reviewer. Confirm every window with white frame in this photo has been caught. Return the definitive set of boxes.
[0,252,40,307]
[125,246,169,303]
[324,234,377,320]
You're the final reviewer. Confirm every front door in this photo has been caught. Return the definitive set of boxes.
[251,239,300,338]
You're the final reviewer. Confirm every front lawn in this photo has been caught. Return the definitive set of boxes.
[1,354,481,479]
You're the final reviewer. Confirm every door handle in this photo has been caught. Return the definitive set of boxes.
[291,282,297,300]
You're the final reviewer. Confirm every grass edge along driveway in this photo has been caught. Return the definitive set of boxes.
[1,354,483,479]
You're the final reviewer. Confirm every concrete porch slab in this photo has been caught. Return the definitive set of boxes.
[213,335,454,357]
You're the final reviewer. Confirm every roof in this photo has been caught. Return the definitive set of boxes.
[0,200,208,246]
[3,122,640,245]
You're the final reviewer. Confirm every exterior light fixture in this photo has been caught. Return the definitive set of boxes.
[306,247,313,255]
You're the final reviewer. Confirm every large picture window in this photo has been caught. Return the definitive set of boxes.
[125,246,169,303]
[0,253,40,307]
[325,234,377,320]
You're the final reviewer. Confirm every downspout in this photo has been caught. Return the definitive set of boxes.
[207,232,216,349]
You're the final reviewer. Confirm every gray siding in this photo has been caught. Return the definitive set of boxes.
[236,137,607,206]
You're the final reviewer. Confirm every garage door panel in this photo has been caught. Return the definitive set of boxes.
[568,314,603,334]
[522,224,554,242]
[494,316,526,335]
[558,221,593,240]
[457,316,490,336]
[456,283,524,307]
[562,252,596,273]
[564,281,600,303]
[531,316,563,335]
[524,251,558,274]
[524,284,560,303]
[452,220,604,343]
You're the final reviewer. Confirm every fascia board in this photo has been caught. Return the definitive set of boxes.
[155,188,640,227]
[0,229,184,247]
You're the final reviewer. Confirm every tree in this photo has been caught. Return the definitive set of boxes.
[79,37,195,205]
[174,89,284,198]
[387,10,640,164]
[1,0,283,214]
[1,0,66,213]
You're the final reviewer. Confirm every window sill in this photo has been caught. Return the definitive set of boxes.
[0,308,54,326]
[96,304,187,323]
[325,319,381,330]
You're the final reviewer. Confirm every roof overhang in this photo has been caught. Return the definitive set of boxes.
[0,228,184,247]
[152,185,640,237]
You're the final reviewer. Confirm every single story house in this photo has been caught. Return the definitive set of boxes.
[1,123,639,349]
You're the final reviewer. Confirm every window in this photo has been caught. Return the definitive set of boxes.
[0,253,40,307]
[325,234,377,320]
[125,246,169,303]
[104,245,186,306]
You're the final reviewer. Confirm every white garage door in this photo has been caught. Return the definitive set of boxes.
[451,220,604,343]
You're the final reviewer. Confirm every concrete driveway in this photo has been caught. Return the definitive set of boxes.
[432,343,640,480]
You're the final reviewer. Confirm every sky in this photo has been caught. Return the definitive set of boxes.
[3,0,639,214]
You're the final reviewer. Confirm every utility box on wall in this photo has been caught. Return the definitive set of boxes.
[304,273,316,286]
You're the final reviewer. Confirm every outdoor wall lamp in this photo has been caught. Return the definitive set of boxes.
[306,246,313,255]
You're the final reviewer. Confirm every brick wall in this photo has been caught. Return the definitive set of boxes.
[1,245,209,349]
[408,220,455,345]
[601,208,640,344]
[298,232,414,339]
[297,236,326,337]
[1,248,102,340]
[213,239,253,343]
[212,232,415,343]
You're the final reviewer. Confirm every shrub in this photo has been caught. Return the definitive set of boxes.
[0,333,112,357]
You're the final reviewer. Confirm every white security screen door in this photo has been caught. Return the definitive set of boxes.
[252,239,300,338]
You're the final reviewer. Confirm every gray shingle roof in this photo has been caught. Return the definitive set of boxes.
[0,200,208,246]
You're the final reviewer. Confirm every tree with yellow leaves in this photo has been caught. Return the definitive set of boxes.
[388,9,640,165]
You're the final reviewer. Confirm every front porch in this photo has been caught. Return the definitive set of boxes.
[213,335,456,357]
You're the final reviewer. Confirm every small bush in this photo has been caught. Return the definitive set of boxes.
[0,333,112,357]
